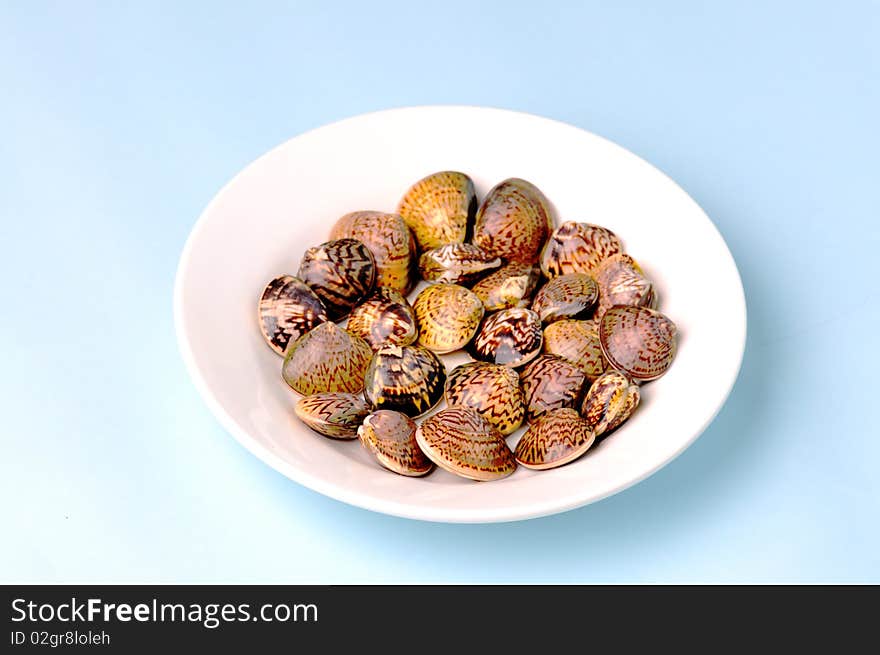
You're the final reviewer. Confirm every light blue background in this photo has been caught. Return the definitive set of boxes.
[2,1,878,583]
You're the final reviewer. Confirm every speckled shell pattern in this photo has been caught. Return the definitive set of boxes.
[418,243,501,285]
[346,287,418,351]
[473,178,554,264]
[358,410,434,477]
[363,345,446,417]
[599,305,677,382]
[580,371,640,439]
[531,273,599,323]
[468,307,543,368]
[329,211,417,293]
[514,408,595,470]
[297,238,377,321]
[282,322,372,395]
[471,262,541,311]
[539,221,623,278]
[413,283,484,353]
[258,275,328,355]
[294,392,370,439]
[542,319,612,382]
[594,253,654,318]
[444,362,525,436]
[415,406,516,481]
[397,171,477,250]
[519,354,589,420]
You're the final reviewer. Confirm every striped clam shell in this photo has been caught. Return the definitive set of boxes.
[514,408,595,470]
[520,354,589,420]
[358,410,434,477]
[580,371,640,439]
[542,319,612,382]
[258,275,328,355]
[531,273,599,324]
[330,211,417,293]
[294,392,370,439]
[363,345,446,417]
[473,178,554,264]
[419,243,501,285]
[415,406,516,481]
[594,253,654,318]
[297,238,376,321]
[471,262,541,311]
[539,221,622,278]
[397,171,477,251]
[413,283,484,353]
[468,307,543,368]
[346,287,418,351]
[599,305,677,382]
[444,362,525,436]
[281,322,372,395]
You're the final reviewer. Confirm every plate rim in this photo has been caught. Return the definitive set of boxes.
[173,104,747,523]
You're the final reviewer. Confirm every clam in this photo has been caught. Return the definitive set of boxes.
[363,345,446,417]
[599,305,677,382]
[282,322,372,395]
[397,171,476,250]
[473,178,554,264]
[514,408,595,470]
[468,307,543,368]
[580,371,640,439]
[519,354,589,420]
[542,319,612,382]
[530,273,599,323]
[358,410,434,477]
[294,392,369,439]
[539,221,622,278]
[330,211,417,293]
[297,238,376,320]
[594,253,654,318]
[444,362,525,436]
[258,275,328,355]
[413,283,484,353]
[471,262,541,311]
[418,243,501,285]
[415,406,516,481]
[346,287,418,351]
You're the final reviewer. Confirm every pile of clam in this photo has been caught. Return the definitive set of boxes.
[258,172,677,481]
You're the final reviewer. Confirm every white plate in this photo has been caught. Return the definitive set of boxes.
[174,106,746,523]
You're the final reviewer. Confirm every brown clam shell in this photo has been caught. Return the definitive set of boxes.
[514,408,595,470]
[473,178,554,264]
[539,221,622,278]
[297,238,377,321]
[531,273,599,323]
[330,211,417,293]
[358,410,434,477]
[415,406,516,481]
[281,322,372,395]
[468,308,543,368]
[294,392,369,439]
[599,305,677,382]
[580,371,640,439]
[363,345,446,417]
[444,362,525,436]
[258,275,328,355]
[397,171,477,250]
[594,253,654,318]
[519,354,589,420]
[413,283,484,353]
[542,319,612,382]
[471,262,541,311]
[419,243,501,285]
[346,287,418,351]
